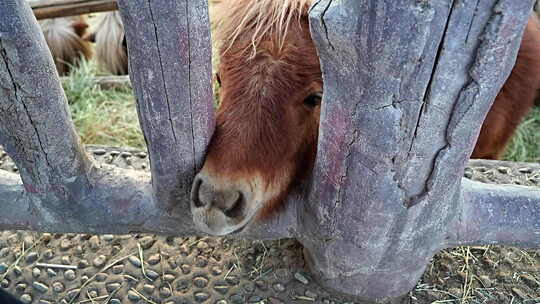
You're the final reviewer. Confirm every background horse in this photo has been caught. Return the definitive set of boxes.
[190,0,540,236]
[84,12,128,75]
[39,16,92,76]
[84,1,224,76]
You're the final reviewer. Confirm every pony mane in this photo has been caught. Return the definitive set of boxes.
[213,0,313,56]
[91,12,127,75]
[39,16,92,76]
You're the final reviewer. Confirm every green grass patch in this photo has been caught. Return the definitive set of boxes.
[62,61,145,149]
[503,107,540,163]
[63,60,540,163]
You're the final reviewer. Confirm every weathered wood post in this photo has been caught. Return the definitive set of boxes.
[0,0,94,219]
[115,0,215,214]
[300,0,537,302]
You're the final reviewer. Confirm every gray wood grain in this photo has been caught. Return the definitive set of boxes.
[452,178,540,248]
[302,0,536,302]
[117,0,214,213]
[0,167,297,237]
[0,0,92,204]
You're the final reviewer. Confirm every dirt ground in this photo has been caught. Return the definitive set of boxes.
[0,146,539,304]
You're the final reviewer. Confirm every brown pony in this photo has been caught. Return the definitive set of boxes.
[191,0,540,235]
[39,16,92,76]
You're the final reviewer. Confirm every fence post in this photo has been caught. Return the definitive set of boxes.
[301,0,535,302]
[0,0,93,204]
[116,0,215,214]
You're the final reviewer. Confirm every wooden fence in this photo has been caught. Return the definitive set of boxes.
[1,0,539,302]
[30,0,117,19]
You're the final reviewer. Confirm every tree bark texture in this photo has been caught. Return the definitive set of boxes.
[1,0,540,302]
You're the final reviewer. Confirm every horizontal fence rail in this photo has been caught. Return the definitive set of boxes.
[30,0,118,19]
[0,147,539,243]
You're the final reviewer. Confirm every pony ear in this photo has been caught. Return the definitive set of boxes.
[72,22,89,37]
[82,32,96,43]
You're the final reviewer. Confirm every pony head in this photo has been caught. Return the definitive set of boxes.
[191,0,321,235]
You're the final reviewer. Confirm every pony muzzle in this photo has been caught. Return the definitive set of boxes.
[190,173,255,235]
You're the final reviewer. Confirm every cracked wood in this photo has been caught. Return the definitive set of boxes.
[0,0,91,201]
[116,0,214,213]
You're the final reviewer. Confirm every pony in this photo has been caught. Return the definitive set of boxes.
[38,16,92,76]
[84,12,128,75]
[190,0,540,236]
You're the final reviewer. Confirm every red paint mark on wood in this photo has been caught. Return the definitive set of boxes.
[24,183,39,193]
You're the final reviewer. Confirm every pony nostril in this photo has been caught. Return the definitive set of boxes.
[191,176,246,218]
[223,191,245,218]
[191,177,205,208]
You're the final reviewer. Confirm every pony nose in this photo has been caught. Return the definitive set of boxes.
[191,176,246,218]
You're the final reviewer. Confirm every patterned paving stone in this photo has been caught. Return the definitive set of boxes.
[0,145,539,304]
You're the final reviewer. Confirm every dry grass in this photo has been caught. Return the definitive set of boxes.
[63,59,540,162]
[62,60,144,148]
[413,245,540,303]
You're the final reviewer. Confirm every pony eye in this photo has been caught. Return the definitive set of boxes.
[304,92,323,107]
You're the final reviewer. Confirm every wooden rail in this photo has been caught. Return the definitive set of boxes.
[30,0,117,20]
[60,75,131,90]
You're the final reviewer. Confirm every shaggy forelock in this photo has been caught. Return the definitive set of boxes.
[213,0,314,56]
